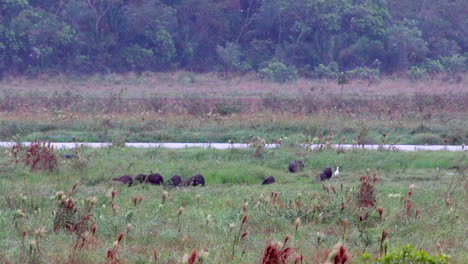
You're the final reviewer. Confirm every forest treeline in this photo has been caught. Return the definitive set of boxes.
[0,0,467,81]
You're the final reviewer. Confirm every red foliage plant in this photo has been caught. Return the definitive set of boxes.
[261,236,295,264]
[23,141,59,173]
[356,172,378,208]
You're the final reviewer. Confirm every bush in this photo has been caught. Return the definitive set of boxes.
[422,59,444,77]
[406,66,427,80]
[24,141,59,173]
[217,42,252,74]
[440,54,467,81]
[259,59,298,83]
[357,245,450,264]
[312,62,339,79]
[346,67,381,82]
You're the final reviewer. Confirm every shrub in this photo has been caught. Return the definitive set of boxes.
[357,173,378,208]
[422,59,444,77]
[346,67,381,82]
[312,62,339,79]
[440,54,467,82]
[406,66,427,80]
[259,59,298,83]
[357,245,450,264]
[24,141,59,173]
[217,42,252,74]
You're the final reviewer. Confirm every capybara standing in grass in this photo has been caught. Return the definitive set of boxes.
[288,160,304,173]
[146,173,164,185]
[135,174,147,183]
[182,174,205,186]
[317,166,333,181]
[112,175,133,186]
[262,176,276,185]
[169,175,182,186]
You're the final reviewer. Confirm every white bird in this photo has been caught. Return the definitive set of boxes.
[334,167,340,177]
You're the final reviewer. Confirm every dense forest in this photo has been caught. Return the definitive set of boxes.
[0,0,467,81]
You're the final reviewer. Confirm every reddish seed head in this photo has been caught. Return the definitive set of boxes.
[117,232,124,243]
[242,214,248,225]
[241,231,248,240]
[377,207,384,216]
[284,234,291,245]
[91,225,97,235]
[189,249,198,264]
[445,195,451,207]
[111,190,117,199]
[22,229,28,238]
[341,252,349,263]
[72,181,80,191]
[382,229,389,239]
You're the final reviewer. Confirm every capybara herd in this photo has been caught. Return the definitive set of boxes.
[113,160,334,187]
[113,173,204,187]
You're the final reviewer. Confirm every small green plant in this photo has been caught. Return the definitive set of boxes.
[231,214,249,259]
[357,244,450,264]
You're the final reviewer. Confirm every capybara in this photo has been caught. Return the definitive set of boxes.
[317,166,333,181]
[146,173,164,185]
[169,175,182,186]
[61,154,77,159]
[262,176,276,185]
[182,174,205,186]
[288,160,304,173]
[112,175,133,186]
[135,174,147,183]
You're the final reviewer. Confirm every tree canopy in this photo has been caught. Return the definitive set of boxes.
[0,0,466,78]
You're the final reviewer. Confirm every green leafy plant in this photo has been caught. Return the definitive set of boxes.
[357,245,450,264]
[259,59,298,83]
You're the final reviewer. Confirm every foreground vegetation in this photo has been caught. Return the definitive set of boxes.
[1,74,467,145]
[0,144,466,263]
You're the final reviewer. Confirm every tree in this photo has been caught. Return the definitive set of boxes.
[84,0,121,39]
[387,20,428,71]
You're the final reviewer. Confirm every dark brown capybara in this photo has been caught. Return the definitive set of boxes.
[146,173,164,185]
[262,176,276,185]
[135,174,147,183]
[112,175,133,186]
[61,154,77,159]
[182,174,205,186]
[289,160,304,173]
[169,175,182,186]
[317,166,333,181]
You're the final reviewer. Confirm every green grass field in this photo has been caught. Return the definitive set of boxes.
[0,145,466,263]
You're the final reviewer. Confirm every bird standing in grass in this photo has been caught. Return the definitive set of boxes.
[334,167,340,177]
